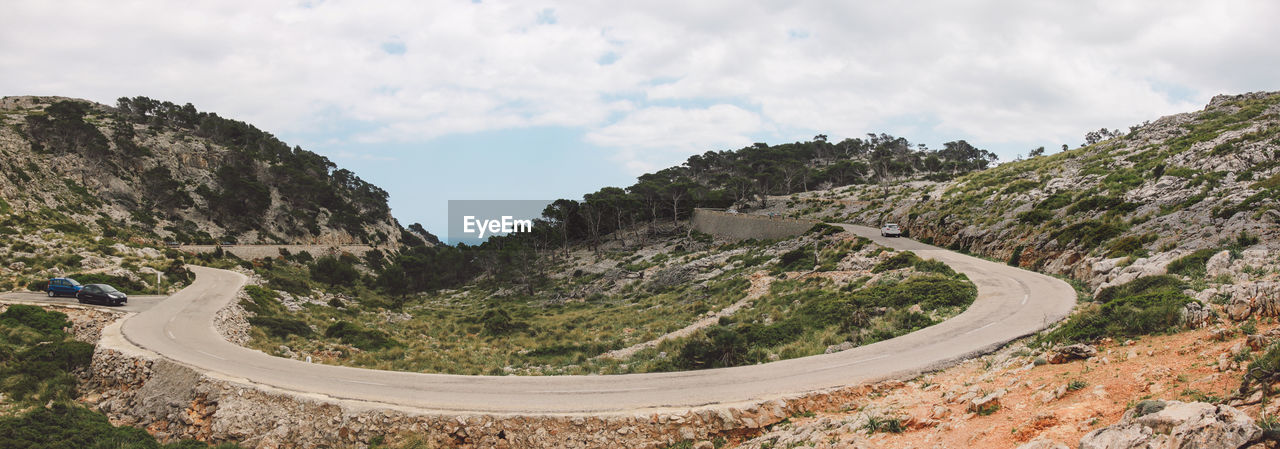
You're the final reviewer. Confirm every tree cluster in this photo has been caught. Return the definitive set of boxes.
[113,96,392,240]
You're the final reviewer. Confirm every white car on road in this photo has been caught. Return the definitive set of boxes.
[880,223,902,237]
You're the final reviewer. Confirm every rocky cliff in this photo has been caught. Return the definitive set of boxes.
[770,91,1280,294]
[0,96,409,246]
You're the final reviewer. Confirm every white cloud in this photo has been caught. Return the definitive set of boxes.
[585,105,763,173]
[2,0,1277,170]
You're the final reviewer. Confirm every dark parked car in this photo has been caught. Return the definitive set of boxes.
[77,284,128,306]
[46,277,82,297]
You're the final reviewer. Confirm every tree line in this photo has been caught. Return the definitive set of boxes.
[364,134,998,296]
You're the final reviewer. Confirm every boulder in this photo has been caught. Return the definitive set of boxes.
[1015,438,1069,449]
[1079,401,1260,449]
[968,389,1005,415]
[1180,301,1215,329]
[1206,250,1233,277]
[1048,344,1097,364]
[1226,297,1253,321]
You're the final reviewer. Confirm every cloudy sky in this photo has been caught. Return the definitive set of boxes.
[3,0,1277,238]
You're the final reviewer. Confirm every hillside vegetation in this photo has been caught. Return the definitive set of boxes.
[0,96,415,246]
[229,225,974,375]
[752,92,1280,350]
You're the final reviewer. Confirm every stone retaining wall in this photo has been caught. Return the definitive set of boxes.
[82,318,895,449]
[178,245,376,260]
[691,209,819,242]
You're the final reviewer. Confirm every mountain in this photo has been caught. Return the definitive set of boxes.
[769,91,1280,292]
[0,96,416,246]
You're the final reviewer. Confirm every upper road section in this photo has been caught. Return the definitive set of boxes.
[120,224,1075,414]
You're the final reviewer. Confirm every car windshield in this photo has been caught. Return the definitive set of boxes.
[67,279,81,286]
[99,285,119,293]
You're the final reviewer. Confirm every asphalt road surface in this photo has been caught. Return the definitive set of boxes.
[119,224,1076,413]
[0,291,168,313]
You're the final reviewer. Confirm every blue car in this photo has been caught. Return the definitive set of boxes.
[46,277,82,297]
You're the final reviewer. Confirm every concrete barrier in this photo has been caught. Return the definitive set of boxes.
[691,209,818,241]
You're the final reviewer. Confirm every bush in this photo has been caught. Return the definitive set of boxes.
[806,223,843,236]
[0,305,70,336]
[676,326,749,370]
[247,317,312,339]
[912,258,956,277]
[0,402,244,449]
[66,273,147,294]
[1106,234,1156,258]
[239,285,282,316]
[1166,248,1220,278]
[266,274,310,296]
[853,275,977,310]
[1007,245,1024,267]
[872,251,921,273]
[310,256,358,288]
[477,308,529,336]
[1051,220,1126,250]
[1017,209,1053,225]
[777,247,814,272]
[324,321,397,351]
[1045,277,1192,343]
[1035,192,1074,211]
[1094,275,1185,303]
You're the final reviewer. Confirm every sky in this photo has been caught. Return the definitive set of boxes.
[3,1,1277,240]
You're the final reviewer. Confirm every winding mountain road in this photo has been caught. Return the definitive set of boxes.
[118,224,1075,414]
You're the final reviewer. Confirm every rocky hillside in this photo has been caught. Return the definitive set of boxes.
[0,95,411,246]
[769,91,1280,293]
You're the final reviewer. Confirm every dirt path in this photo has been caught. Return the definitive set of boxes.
[597,271,774,360]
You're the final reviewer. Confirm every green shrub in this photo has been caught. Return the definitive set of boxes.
[239,285,282,316]
[862,415,906,434]
[912,258,956,276]
[1094,275,1185,303]
[1045,277,1192,343]
[1001,179,1041,195]
[66,273,147,294]
[324,321,397,351]
[853,275,977,310]
[1106,233,1156,258]
[806,223,842,236]
[1166,248,1221,278]
[1242,344,1280,398]
[477,308,529,336]
[1007,246,1024,267]
[310,256,359,287]
[1066,195,1134,215]
[1035,192,1074,211]
[871,251,921,273]
[266,273,310,296]
[1051,220,1126,250]
[1017,209,1053,225]
[247,317,312,339]
[0,305,70,336]
[676,326,749,370]
[0,402,244,449]
[777,247,814,272]
[26,279,48,292]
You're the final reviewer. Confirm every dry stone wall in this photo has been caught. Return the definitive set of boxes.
[690,209,818,242]
[82,316,901,449]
